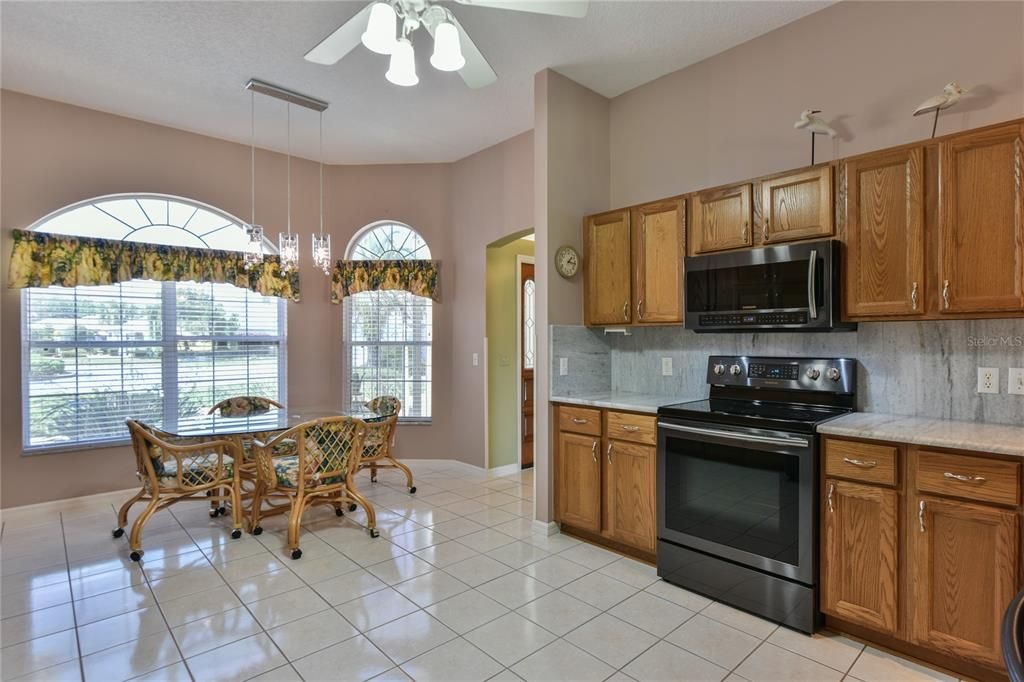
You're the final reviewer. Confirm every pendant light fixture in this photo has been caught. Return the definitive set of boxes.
[311,110,332,276]
[244,89,265,270]
[386,35,419,87]
[362,1,398,55]
[278,103,300,273]
[430,20,465,72]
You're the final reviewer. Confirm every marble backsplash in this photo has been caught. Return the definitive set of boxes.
[551,321,1024,426]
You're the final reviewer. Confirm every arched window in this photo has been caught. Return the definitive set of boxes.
[22,194,287,451]
[345,222,432,421]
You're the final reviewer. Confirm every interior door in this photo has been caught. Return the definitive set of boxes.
[520,261,535,469]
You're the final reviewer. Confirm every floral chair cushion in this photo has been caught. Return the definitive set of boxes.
[153,454,234,487]
[215,397,278,417]
[272,455,344,489]
[365,396,401,417]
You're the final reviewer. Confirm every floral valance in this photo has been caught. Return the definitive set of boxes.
[331,259,441,303]
[7,229,301,301]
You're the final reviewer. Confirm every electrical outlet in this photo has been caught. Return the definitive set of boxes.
[1009,368,1024,395]
[472,353,479,367]
[661,357,673,377]
[559,357,568,376]
[977,367,999,394]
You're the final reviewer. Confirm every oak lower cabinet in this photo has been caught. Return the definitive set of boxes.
[583,210,632,325]
[822,437,1023,679]
[554,404,657,557]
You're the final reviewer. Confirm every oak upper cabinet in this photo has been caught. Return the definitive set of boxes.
[633,199,685,324]
[584,210,632,325]
[821,479,899,635]
[761,166,834,244]
[556,430,602,533]
[937,123,1024,314]
[603,439,656,552]
[909,494,1020,668]
[843,148,926,318]
[690,184,752,254]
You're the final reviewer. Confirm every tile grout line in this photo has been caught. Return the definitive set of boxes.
[57,509,88,682]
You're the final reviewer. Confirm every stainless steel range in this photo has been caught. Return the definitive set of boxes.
[656,355,857,633]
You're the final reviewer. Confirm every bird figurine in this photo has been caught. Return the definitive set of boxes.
[794,109,837,164]
[913,82,966,137]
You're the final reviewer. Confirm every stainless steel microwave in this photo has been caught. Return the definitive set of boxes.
[684,239,855,332]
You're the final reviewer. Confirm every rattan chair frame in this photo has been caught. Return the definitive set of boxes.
[358,397,416,494]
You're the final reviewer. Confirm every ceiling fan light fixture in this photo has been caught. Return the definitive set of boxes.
[361,1,398,55]
[386,37,419,86]
[430,20,465,72]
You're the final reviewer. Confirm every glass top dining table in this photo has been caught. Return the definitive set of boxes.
[142,407,382,439]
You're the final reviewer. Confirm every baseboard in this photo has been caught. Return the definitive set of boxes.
[532,520,559,536]
[486,462,522,477]
[0,486,137,519]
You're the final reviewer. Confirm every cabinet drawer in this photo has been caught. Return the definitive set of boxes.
[606,411,657,445]
[558,406,602,436]
[915,450,1020,506]
[825,439,898,486]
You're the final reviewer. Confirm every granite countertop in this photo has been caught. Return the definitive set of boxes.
[818,412,1024,459]
[549,392,695,415]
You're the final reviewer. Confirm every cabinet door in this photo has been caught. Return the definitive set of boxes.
[691,184,752,253]
[821,480,899,634]
[938,124,1024,313]
[909,494,1020,668]
[761,166,834,244]
[603,439,656,552]
[556,431,602,533]
[844,148,926,317]
[584,210,632,325]
[634,199,685,323]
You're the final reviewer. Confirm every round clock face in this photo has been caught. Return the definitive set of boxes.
[555,246,580,279]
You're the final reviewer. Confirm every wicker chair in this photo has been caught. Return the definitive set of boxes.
[116,420,242,561]
[250,416,376,559]
[358,396,416,494]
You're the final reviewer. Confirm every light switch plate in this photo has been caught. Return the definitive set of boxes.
[472,353,479,367]
[559,357,568,376]
[1009,368,1024,395]
[977,367,999,394]
[661,357,673,376]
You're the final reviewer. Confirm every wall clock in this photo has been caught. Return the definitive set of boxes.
[555,245,580,279]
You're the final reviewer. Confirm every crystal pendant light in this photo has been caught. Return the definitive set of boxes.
[430,20,465,72]
[244,89,264,270]
[311,111,332,276]
[278,103,299,274]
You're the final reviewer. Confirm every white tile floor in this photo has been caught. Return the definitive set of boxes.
[0,460,963,682]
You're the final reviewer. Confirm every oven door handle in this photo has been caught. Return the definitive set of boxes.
[807,248,818,320]
[657,422,809,448]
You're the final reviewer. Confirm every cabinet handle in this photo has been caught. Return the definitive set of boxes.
[762,220,769,242]
[918,500,926,533]
[621,425,641,433]
[842,457,877,468]
[827,483,834,513]
[942,280,950,309]
[911,282,919,311]
[637,300,644,320]
[943,471,987,483]
[591,441,598,463]
[742,222,748,242]
[622,301,629,321]
[606,443,613,464]
[572,417,588,425]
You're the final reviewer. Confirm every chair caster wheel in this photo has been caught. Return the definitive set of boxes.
[349,504,357,512]
[371,476,377,484]
[409,486,416,494]
[231,529,242,539]
[130,551,142,562]
[335,508,344,517]
[218,506,226,516]
[252,526,263,536]
[369,529,380,539]
[112,528,125,538]
[291,549,302,560]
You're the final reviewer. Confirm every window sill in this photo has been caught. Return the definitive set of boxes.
[397,419,432,426]
[23,438,131,456]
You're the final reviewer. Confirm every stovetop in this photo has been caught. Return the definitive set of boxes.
[658,397,852,434]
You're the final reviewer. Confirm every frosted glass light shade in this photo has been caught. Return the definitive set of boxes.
[386,38,419,87]
[361,2,398,55]
[430,21,465,72]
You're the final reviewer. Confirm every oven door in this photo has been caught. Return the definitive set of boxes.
[657,418,817,585]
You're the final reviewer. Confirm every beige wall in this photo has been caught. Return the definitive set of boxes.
[533,70,611,522]
[0,91,531,508]
[610,0,1024,207]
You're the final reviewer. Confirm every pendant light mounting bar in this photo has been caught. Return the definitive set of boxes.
[245,78,329,112]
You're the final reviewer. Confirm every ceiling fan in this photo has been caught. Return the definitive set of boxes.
[304,0,589,88]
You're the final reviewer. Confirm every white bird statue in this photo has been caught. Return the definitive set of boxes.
[913,82,967,137]
[794,109,838,138]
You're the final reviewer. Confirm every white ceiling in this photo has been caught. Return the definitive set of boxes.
[1,1,829,164]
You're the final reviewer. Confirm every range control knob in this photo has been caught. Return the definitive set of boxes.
[825,367,842,382]
[805,367,821,381]
[712,363,726,376]
[729,364,743,377]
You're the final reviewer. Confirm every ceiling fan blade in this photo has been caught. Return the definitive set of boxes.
[304,2,374,65]
[453,0,588,18]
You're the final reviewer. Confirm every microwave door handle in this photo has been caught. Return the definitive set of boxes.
[807,249,818,320]
[658,422,809,448]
